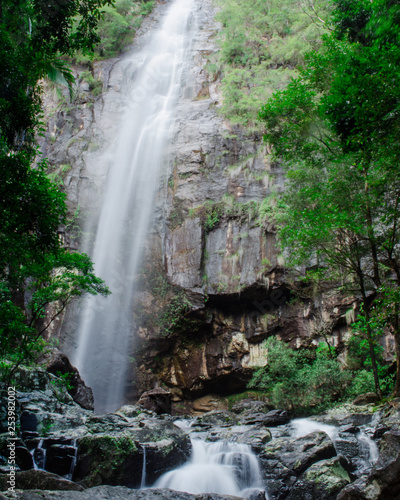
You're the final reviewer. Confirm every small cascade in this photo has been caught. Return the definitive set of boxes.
[155,438,267,499]
[290,418,379,473]
[32,439,46,470]
[64,439,78,481]
[290,418,338,441]
[357,431,379,469]
[29,438,78,479]
[140,445,147,489]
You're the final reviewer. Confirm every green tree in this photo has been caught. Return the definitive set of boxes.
[248,338,352,413]
[259,0,400,396]
[215,0,331,131]
[0,0,112,383]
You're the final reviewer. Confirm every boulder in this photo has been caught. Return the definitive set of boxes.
[193,410,238,428]
[352,393,381,406]
[337,431,400,500]
[285,456,352,500]
[73,418,190,488]
[231,400,272,415]
[262,431,336,476]
[40,349,94,410]
[0,485,243,499]
[0,469,83,491]
[207,424,272,451]
[0,438,33,471]
[138,388,171,415]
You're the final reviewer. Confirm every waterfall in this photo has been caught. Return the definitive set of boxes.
[154,438,267,499]
[290,418,379,470]
[140,445,147,489]
[72,0,195,412]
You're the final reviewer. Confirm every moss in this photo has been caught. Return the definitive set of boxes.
[77,434,138,486]
[189,198,260,233]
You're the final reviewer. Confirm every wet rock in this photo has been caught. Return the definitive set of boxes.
[286,456,352,500]
[15,446,34,471]
[261,410,289,427]
[352,393,381,406]
[315,403,376,427]
[46,443,76,476]
[337,430,400,500]
[193,410,238,428]
[231,400,272,415]
[211,425,272,452]
[373,426,390,439]
[0,438,33,471]
[260,431,336,486]
[115,405,144,419]
[0,469,84,491]
[0,485,243,499]
[20,411,38,432]
[246,489,267,500]
[73,418,190,488]
[138,388,171,415]
[40,349,94,410]
[339,425,360,435]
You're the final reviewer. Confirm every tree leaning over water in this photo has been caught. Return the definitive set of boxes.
[0,0,112,384]
[259,0,400,396]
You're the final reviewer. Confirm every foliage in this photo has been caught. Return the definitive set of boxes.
[258,0,400,396]
[0,251,110,384]
[51,371,75,392]
[0,0,111,385]
[215,0,332,130]
[72,0,155,61]
[248,338,376,413]
[190,197,259,233]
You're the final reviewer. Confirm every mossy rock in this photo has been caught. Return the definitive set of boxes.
[73,433,141,487]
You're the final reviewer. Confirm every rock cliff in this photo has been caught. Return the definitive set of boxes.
[40,0,394,409]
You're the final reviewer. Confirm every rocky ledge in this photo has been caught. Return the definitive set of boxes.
[1,368,400,499]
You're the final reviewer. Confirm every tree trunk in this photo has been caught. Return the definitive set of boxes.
[393,313,400,397]
[359,280,382,397]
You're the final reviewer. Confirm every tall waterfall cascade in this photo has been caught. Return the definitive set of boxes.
[72,0,195,412]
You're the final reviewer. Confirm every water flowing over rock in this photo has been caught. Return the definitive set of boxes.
[70,0,197,412]
[155,438,265,498]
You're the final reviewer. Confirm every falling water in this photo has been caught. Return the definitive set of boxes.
[73,0,195,412]
[140,445,147,489]
[155,438,266,499]
[290,418,379,470]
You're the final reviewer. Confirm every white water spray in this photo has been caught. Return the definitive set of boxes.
[73,0,195,412]
[155,438,266,499]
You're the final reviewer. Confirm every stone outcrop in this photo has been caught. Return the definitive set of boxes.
[337,430,400,500]
[0,470,84,492]
[0,486,243,499]
[39,349,94,410]
[0,368,190,491]
[137,388,171,415]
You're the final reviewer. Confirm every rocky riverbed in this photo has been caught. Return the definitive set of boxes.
[1,365,399,499]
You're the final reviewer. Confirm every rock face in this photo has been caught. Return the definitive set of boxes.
[40,0,395,406]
